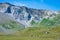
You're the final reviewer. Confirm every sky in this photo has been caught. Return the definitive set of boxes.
[0,0,60,11]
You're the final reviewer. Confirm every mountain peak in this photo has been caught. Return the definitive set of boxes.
[0,2,15,6]
[0,2,59,27]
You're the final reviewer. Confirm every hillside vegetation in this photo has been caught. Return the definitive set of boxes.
[0,24,60,40]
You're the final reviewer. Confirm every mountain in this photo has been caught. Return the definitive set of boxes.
[0,2,60,40]
[0,2,60,33]
[0,12,25,34]
[0,2,59,27]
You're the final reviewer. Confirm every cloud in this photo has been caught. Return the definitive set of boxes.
[15,2,26,6]
[13,1,26,6]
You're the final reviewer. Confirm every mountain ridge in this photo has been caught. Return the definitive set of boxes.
[0,2,60,27]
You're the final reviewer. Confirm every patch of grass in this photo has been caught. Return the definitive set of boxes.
[30,20,36,25]
[0,20,25,30]
[0,25,59,40]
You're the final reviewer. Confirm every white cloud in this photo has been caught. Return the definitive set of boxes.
[13,1,26,6]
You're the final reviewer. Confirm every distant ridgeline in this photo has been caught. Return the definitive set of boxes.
[0,2,60,34]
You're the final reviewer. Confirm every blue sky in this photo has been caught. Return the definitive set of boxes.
[0,0,60,11]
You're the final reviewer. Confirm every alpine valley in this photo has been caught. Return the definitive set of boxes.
[0,2,60,40]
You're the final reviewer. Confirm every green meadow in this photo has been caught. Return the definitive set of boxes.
[0,25,60,40]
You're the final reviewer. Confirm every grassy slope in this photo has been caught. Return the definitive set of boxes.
[0,20,25,30]
[0,13,60,40]
[0,25,60,40]
[0,13,25,34]
[0,20,25,35]
[40,14,60,26]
